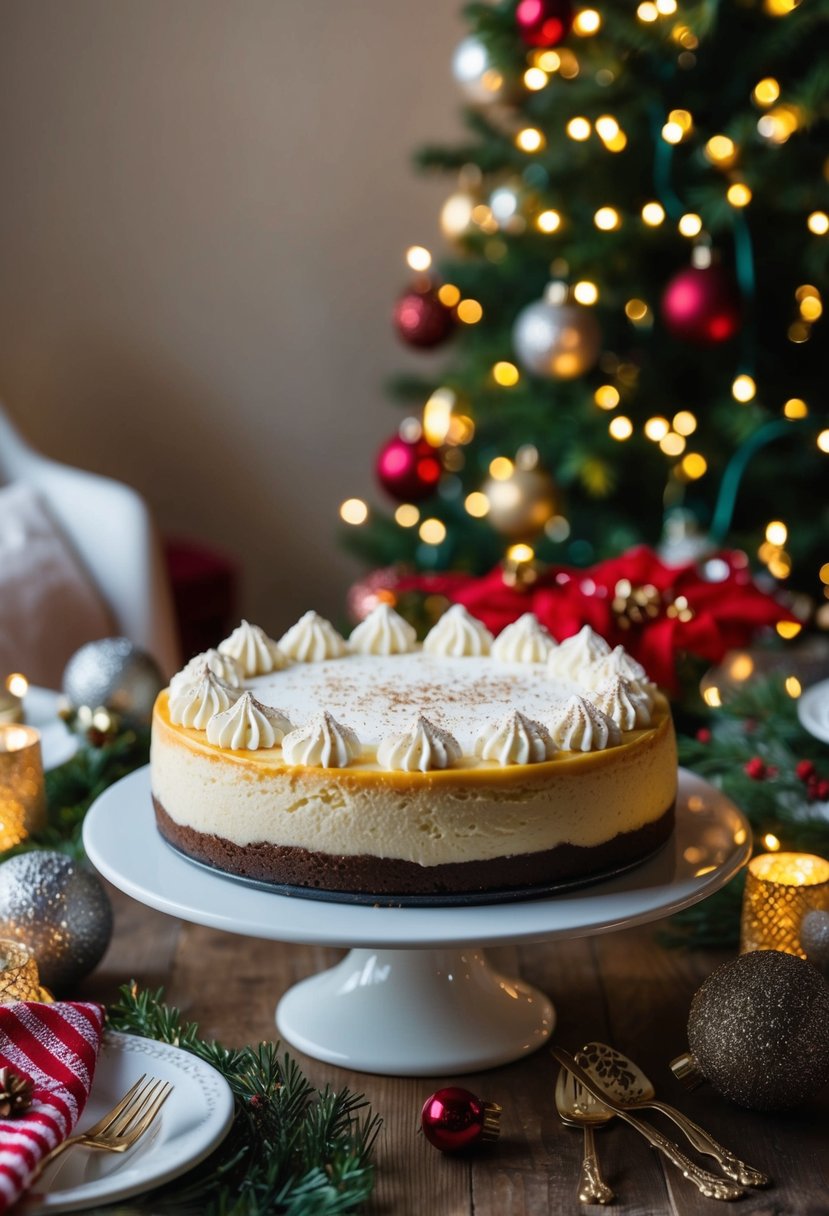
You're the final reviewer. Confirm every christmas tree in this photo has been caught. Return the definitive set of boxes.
[340,0,829,643]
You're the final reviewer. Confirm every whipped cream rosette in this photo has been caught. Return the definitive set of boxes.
[349,604,416,655]
[218,620,288,677]
[546,625,611,681]
[378,715,462,772]
[590,675,652,731]
[282,711,360,767]
[278,611,347,662]
[583,645,657,705]
[206,691,293,750]
[170,648,243,693]
[169,671,239,729]
[547,695,621,751]
[492,614,556,664]
[475,710,557,765]
[423,604,493,657]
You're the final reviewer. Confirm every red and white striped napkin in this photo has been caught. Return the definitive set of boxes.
[0,1001,105,1212]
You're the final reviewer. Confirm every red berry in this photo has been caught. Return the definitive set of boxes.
[817,780,829,801]
[744,757,766,780]
[796,760,815,781]
[696,728,712,743]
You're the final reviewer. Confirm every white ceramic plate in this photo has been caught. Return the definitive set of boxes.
[28,1030,234,1213]
[23,687,78,771]
[798,677,829,744]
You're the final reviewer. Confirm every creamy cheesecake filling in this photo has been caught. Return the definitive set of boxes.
[151,695,676,866]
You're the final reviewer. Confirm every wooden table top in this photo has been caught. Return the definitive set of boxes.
[86,887,829,1215]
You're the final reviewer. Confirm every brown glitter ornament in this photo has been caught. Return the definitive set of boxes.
[671,950,829,1111]
[0,1066,33,1117]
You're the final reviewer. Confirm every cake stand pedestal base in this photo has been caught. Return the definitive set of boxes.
[276,946,554,1076]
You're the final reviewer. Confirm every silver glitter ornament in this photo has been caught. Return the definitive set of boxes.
[62,637,164,727]
[512,286,602,379]
[801,910,829,977]
[682,950,829,1111]
[0,852,113,991]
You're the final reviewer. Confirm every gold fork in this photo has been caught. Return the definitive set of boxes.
[38,1074,173,1172]
[555,1065,616,1205]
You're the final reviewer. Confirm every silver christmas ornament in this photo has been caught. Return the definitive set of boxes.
[513,287,602,379]
[451,36,507,104]
[0,852,113,991]
[62,637,164,727]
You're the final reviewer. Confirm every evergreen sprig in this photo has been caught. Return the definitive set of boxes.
[103,983,381,1215]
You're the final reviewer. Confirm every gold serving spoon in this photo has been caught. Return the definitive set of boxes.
[577,1043,770,1189]
[555,1065,615,1205]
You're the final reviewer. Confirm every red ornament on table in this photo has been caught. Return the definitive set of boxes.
[376,434,442,502]
[515,0,573,46]
[661,264,741,344]
[393,285,455,349]
[420,1086,502,1153]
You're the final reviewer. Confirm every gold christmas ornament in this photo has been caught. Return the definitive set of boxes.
[481,466,560,539]
[0,725,46,852]
[0,938,51,1003]
[740,852,829,956]
[610,580,695,631]
[0,1066,34,1117]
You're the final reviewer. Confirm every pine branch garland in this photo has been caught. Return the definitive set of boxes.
[104,984,381,1215]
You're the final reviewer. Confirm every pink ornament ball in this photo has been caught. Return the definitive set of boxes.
[376,434,442,502]
[661,264,741,345]
[515,0,574,47]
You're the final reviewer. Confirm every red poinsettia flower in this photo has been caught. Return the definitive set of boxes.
[395,545,797,691]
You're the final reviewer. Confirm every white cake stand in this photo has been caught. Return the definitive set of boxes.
[83,767,749,1077]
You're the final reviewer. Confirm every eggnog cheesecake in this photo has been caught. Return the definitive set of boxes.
[150,606,677,898]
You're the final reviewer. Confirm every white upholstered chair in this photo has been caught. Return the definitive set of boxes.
[0,403,180,680]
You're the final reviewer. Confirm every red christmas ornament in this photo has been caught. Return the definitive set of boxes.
[661,264,741,344]
[376,434,442,502]
[393,285,455,349]
[515,0,573,46]
[420,1087,502,1153]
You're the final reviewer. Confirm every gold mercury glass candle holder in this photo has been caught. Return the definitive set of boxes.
[740,851,829,957]
[0,724,46,850]
[0,939,50,1003]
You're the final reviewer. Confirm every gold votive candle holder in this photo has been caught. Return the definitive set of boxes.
[0,724,46,850]
[0,939,47,1003]
[740,851,829,957]
[0,675,27,726]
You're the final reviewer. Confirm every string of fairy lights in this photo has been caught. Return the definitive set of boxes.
[340,0,827,609]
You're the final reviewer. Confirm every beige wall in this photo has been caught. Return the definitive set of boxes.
[0,0,463,634]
